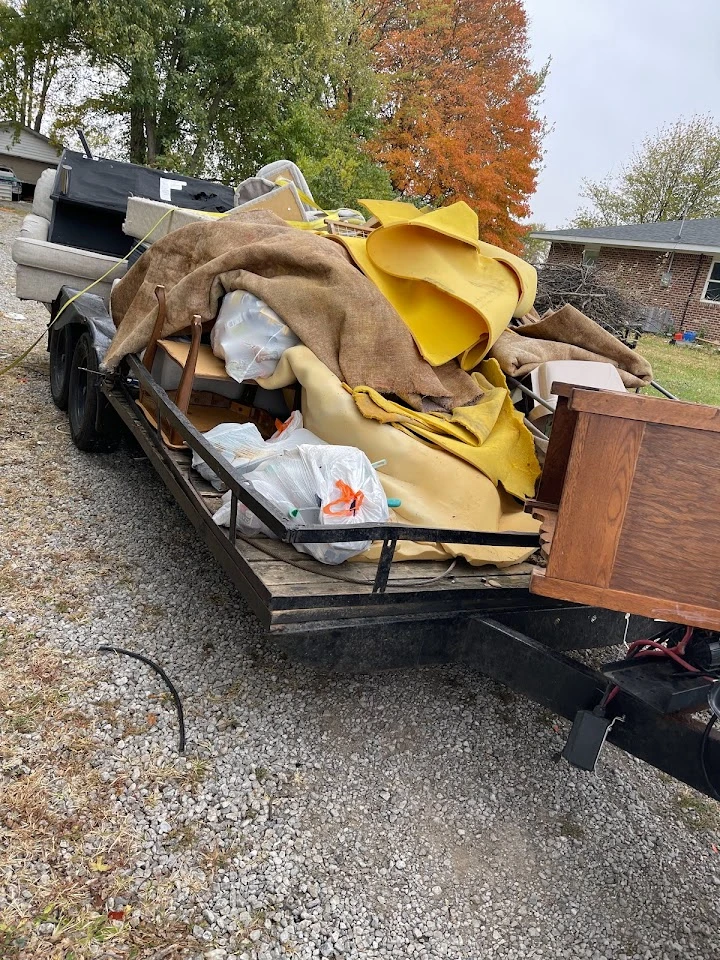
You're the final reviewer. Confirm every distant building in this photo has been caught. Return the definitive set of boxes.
[0,122,62,195]
[531,219,720,341]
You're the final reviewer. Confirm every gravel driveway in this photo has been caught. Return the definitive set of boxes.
[1,205,719,960]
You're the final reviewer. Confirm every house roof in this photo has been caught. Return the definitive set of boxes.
[0,122,62,165]
[0,121,54,144]
[530,218,720,256]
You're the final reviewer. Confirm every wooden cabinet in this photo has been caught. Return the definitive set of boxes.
[529,385,720,631]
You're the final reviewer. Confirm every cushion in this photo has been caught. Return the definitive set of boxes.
[19,213,49,242]
[32,168,57,220]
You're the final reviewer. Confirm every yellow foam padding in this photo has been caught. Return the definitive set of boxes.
[349,358,540,501]
[256,346,539,566]
[331,199,537,369]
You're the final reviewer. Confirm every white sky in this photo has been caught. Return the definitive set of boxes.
[524,0,720,228]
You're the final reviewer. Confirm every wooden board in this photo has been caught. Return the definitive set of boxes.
[158,340,229,381]
[137,397,252,449]
[545,414,645,588]
[569,388,720,433]
[611,423,720,608]
[531,568,720,632]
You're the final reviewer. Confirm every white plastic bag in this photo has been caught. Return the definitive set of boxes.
[214,444,389,565]
[211,290,300,383]
[193,412,325,491]
[192,421,267,491]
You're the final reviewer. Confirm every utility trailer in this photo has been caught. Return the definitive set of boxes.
[47,287,720,799]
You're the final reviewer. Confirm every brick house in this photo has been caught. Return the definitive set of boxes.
[530,219,720,340]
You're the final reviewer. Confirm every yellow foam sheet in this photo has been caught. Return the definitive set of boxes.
[350,358,540,501]
[332,199,537,370]
[257,346,539,566]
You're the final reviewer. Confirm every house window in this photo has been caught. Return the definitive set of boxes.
[703,260,720,302]
[582,246,600,265]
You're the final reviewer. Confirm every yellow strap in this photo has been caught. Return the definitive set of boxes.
[0,207,174,378]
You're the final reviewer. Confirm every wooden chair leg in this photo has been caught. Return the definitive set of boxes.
[168,314,202,445]
[143,284,167,374]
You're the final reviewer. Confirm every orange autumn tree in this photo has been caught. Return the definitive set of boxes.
[359,0,545,251]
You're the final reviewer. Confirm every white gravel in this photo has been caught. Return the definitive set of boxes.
[1,205,720,960]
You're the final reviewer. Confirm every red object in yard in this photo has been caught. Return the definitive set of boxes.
[673,332,683,341]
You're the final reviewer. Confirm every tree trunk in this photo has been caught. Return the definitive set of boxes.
[145,107,157,164]
[19,54,30,126]
[25,59,36,127]
[33,52,57,132]
[187,88,225,176]
[128,60,149,163]
[130,105,147,164]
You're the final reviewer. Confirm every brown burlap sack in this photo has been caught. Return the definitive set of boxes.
[490,304,653,388]
[105,210,481,411]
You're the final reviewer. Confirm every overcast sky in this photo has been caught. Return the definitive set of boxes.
[524,0,720,228]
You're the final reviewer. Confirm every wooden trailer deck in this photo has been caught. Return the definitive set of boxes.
[165,445,541,631]
[108,359,548,634]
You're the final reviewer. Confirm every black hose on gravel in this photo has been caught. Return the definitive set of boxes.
[97,645,186,755]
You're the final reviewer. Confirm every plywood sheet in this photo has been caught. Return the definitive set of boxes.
[158,340,229,380]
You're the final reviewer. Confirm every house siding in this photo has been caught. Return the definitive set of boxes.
[546,241,720,340]
[0,154,55,186]
[0,125,62,165]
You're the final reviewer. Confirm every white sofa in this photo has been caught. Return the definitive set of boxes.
[12,168,128,305]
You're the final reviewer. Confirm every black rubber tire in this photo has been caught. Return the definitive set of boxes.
[68,332,121,452]
[49,324,73,409]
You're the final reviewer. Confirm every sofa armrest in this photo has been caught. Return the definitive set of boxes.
[12,237,128,282]
[19,214,49,242]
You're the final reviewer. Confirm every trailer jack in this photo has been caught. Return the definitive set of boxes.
[467,617,720,800]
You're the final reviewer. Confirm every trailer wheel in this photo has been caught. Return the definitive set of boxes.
[49,324,73,409]
[68,332,121,452]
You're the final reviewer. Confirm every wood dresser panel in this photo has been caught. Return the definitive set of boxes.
[545,414,645,588]
[611,423,720,606]
[530,387,720,631]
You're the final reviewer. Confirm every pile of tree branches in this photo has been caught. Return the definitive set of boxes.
[534,262,645,336]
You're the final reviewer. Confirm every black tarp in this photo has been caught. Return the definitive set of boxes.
[48,150,235,257]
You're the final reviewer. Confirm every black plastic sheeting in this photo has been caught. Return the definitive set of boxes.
[48,149,234,257]
[50,149,233,213]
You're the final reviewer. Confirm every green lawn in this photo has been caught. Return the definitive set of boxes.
[638,335,720,406]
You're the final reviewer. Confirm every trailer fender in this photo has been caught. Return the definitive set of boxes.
[49,286,117,366]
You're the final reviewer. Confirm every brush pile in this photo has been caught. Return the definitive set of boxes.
[534,262,645,340]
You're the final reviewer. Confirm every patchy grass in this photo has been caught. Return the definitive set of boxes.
[639,335,720,405]
[673,788,720,832]
[557,813,585,841]
[0,621,199,958]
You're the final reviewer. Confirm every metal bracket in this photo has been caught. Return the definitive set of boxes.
[228,492,238,543]
[372,538,397,594]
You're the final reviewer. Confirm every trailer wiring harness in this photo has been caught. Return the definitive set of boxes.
[601,625,720,800]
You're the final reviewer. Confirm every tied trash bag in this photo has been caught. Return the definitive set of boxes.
[214,444,390,565]
[192,412,325,490]
[211,290,300,383]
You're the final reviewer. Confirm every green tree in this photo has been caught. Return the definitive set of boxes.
[74,0,375,178]
[572,116,720,227]
[521,223,548,266]
[0,0,400,210]
[0,0,76,131]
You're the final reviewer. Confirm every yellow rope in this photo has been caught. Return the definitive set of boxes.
[0,207,174,378]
